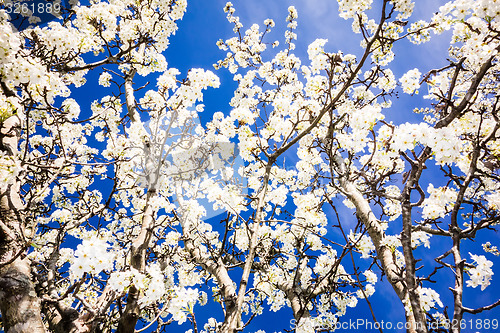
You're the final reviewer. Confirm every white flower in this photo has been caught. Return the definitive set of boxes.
[168,287,199,324]
[349,232,375,258]
[69,236,114,279]
[264,18,275,27]
[399,68,421,94]
[98,72,112,87]
[421,184,457,220]
[108,271,133,294]
[357,284,375,298]
[419,287,443,312]
[287,6,298,20]
[485,192,500,210]
[483,242,500,256]
[295,317,315,333]
[364,270,378,284]
[411,231,431,248]
[466,253,494,291]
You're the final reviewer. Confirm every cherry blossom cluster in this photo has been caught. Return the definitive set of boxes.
[1,0,499,332]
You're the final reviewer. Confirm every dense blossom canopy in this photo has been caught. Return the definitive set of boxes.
[0,0,499,333]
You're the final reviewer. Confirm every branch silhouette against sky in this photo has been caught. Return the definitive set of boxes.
[0,1,500,333]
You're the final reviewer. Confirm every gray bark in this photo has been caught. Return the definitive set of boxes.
[0,115,47,333]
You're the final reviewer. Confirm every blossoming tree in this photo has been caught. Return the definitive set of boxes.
[0,0,499,333]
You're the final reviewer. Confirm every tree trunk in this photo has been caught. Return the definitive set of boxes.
[332,153,423,333]
[0,259,47,333]
[0,115,47,332]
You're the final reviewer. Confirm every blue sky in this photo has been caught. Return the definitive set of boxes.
[165,0,452,124]
[6,0,500,332]
[159,1,500,332]
[69,0,500,332]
